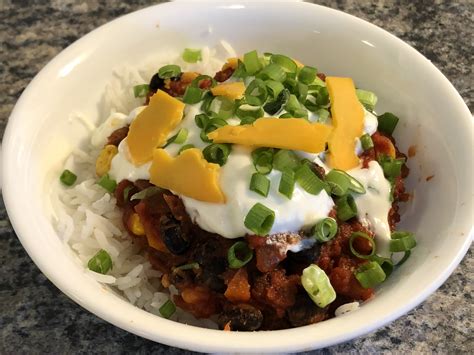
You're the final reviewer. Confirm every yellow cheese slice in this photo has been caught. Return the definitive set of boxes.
[127,90,185,165]
[210,82,245,100]
[326,77,364,170]
[149,148,225,203]
[207,118,332,153]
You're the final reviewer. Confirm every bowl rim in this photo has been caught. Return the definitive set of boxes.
[3,1,473,352]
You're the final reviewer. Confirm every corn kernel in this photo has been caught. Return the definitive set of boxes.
[95,145,118,177]
[130,213,145,236]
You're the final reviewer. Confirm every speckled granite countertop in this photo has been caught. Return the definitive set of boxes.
[0,0,472,353]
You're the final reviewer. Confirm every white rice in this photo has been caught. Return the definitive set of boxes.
[52,42,237,329]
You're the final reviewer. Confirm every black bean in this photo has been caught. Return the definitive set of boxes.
[169,268,194,288]
[160,215,189,255]
[287,293,327,327]
[218,304,263,331]
[148,73,164,93]
[197,259,226,292]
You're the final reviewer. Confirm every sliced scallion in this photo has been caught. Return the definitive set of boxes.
[130,186,161,201]
[278,168,296,199]
[355,261,386,288]
[236,104,264,121]
[227,241,253,269]
[133,84,149,98]
[311,217,338,243]
[301,264,336,308]
[178,144,195,154]
[298,66,317,85]
[202,143,232,166]
[182,48,202,63]
[377,112,399,135]
[316,108,330,123]
[371,255,394,277]
[243,50,262,75]
[245,79,268,106]
[244,203,275,236]
[195,113,210,129]
[378,155,404,179]
[174,262,200,271]
[249,172,271,197]
[285,94,307,118]
[158,64,181,79]
[295,164,327,195]
[270,54,298,74]
[182,86,203,104]
[164,128,188,147]
[273,150,301,171]
[60,169,77,186]
[360,133,374,151]
[257,63,287,82]
[349,232,376,259]
[336,194,358,221]
[265,80,285,99]
[98,174,117,193]
[356,89,378,111]
[325,169,366,196]
[159,299,176,319]
[87,249,112,274]
[390,231,416,252]
[263,88,290,115]
[251,148,274,175]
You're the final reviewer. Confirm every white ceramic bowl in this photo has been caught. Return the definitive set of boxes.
[3,2,473,352]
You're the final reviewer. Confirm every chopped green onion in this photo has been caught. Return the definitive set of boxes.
[273,150,301,171]
[158,64,181,79]
[263,88,290,115]
[244,203,275,236]
[202,143,232,166]
[378,155,404,179]
[159,299,176,319]
[295,164,327,195]
[325,169,366,196]
[251,148,274,175]
[297,82,308,103]
[98,174,117,193]
[164,128,188,147]
[130,186,161,200]
[249,172,271,197]
[314,86,329,106]
[201,117,228,142]
[298,66,317,84]
[239,116,258,125]
[174,262,200,271]
[301,264,336,308]
[60,169,77,186]
[390,231,416,252]
[279,113,293,118]
[87,249,112,274]
[257,63,287,82]
[270,54,297,74]
[208,96,235,119]
[190,74,216,89]
[278,168,296,199]
[227,241,253,269]
[349,232,376,259]
[285,94,307,118]
[195,113,210,129]
[243,50,262,75]
[377,112,399,135]
[178,144,195,154]
[336,194,358,221]
[316,108,330,123]
[123,185,133,201]
[182,48,202,63]
[371,255,394,277]
[360,133,374,151]
[284,77,298,95]
[265,80,285,99]
[394,250,411,266]
[182,86,203,104]
[245,79,268,106]
[236,104,264,121]
[311,218,338,243]
[355,261,386,288]
[356,89,378,111]
[133,84,149,98]
[232,59,248,78]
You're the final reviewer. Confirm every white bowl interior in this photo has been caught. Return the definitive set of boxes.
[3,2,473,352]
